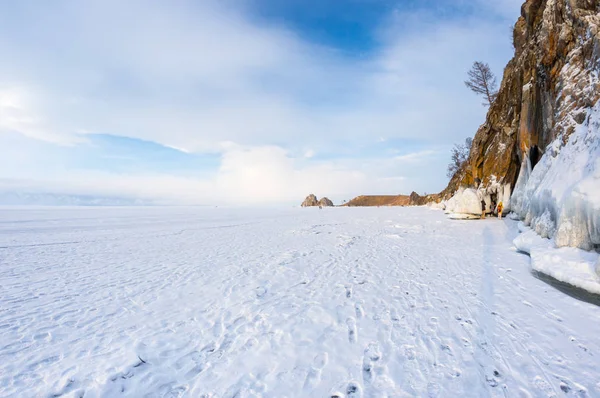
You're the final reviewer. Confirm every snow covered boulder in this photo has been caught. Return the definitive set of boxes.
[443,196,457,214]
[446,188,482,216]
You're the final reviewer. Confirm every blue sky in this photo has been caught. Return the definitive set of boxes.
[0,0,522,205]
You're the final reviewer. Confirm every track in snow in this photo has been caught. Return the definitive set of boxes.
[1,206,599,397]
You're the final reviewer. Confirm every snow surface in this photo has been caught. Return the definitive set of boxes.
[1,206,600,397]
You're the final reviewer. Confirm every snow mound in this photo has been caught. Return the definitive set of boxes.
[428,201,446,210]
[512,100,600,250]
[514,227,600,294]
[444,188,481,215]
[445,181,511,219]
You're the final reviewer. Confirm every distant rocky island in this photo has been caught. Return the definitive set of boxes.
[301,192,440,207]
[300,194,334,207]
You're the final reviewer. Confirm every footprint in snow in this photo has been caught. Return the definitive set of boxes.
[303,352,329,391]
[241,337,258,352]
[346,381,363,397]
[355,302,365,319]
[428,382,441,397]
[347,317,358,344]
[256,286,267,298]
[578,343,589,353]
[390,307,401,323]
[485,374,499,387]
[345,285,353,299]
[532,375,555,397]
[559,382,571,393]
[362,342,381,384]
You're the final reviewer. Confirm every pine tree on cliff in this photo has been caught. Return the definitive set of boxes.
[465,61,498,107]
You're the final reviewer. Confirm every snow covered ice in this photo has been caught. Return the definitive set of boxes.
[1,206,600,397]
[514,222,600,295]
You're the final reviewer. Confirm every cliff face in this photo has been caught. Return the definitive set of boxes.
[443,0,600,251]
[443,0,600,199]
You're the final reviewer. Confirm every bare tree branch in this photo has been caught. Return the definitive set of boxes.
[447,137,472,179]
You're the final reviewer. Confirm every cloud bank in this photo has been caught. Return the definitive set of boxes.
[0,0,521,205]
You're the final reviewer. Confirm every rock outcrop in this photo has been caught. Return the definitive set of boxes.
[408,192,442,206]
[444,0,600,201]
[443,0,600,250]
[301,194,335,207]
[301,194,319,207]
[344,195,410,207]
[318,197,334,207]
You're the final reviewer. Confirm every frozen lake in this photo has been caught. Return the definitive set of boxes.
[1,206,599,397]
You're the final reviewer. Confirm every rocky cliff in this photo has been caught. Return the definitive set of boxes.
[443,0,600,250]
[445,0,599,198]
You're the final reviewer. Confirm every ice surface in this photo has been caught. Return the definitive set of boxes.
[1,206,600,397]
[514,226,600,294]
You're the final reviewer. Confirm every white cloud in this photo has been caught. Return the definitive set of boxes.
[0,0,519,203]
[0,136,441,205]
[303,149,316,158]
